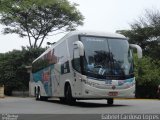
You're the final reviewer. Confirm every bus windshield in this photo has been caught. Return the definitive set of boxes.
[80,36,134,80]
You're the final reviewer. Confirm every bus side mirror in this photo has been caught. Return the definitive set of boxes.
[129,44,142,59]
[73,41,84,56]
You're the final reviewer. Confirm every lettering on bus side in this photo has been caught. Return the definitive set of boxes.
[61,61,70,74]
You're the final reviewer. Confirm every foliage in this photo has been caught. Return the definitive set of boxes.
[0,47,45,95]
[0,0,84,48]
[117,9,160,60]
[135,56,160,98]
[134,56,160,86]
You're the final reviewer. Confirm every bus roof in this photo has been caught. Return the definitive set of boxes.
[64,30,127,39]
[32,30,127,63]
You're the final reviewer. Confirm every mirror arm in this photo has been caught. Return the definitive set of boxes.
[129,44,142,59]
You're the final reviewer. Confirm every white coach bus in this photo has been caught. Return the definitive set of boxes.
[30,31,142,105]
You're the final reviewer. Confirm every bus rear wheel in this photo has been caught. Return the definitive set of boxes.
[36,88,48,101]
[65,84,76,105]
[107,98,114,105]
[35,88,41,100]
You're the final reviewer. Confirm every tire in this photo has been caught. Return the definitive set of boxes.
[65,84,76,105]
[36,88,41,101]
[59,97,66,103]
[34,87,36,97]
[107,98,114,105]
[35,88,38,100]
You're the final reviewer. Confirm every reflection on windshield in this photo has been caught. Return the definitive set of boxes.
[81,36,134,80]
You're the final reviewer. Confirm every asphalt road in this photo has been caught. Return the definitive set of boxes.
[0,97,160,120]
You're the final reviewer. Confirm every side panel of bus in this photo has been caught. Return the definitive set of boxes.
[31,39,71,97]
[52,39,71,97]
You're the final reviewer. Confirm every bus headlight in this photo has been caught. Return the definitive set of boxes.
[82,79,99,87]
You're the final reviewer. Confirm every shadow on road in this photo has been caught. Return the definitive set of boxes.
[46,99,129,108]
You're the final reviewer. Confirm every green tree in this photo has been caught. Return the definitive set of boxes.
[134,56,160,98]
[0,47,45,95]
[0,0,84,48]
[117,9,160,60]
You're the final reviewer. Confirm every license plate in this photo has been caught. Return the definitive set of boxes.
[108,92,118,96]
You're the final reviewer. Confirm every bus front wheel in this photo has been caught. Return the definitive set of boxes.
[65,84,76,105]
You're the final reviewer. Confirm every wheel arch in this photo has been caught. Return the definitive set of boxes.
[64,79,73,95]
[64,81,71,91]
